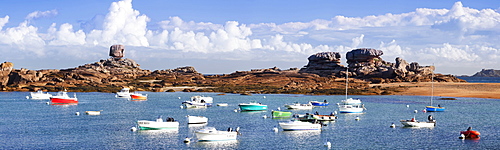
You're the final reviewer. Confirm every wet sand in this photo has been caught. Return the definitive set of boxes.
[371,82,500,99]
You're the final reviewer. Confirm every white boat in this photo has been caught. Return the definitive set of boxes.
[187,115,208,124]
[217,103,228,106]
[29,90,52,99]
[115,88,131,98]
[182,96,213,107]
[137,116,179,130]
[278,120,322,131]
[195,127,239,142]
[295,113,337,121]
[284,102,313,109]
[400,117,436,127]
[85,110,102,115]
[338,68,365,113]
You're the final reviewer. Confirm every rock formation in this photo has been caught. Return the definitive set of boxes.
[299,52,345,76]
[109,45,125,60]
[472,69,500,77]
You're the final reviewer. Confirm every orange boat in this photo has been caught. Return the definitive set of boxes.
[130,93,147,100]
[460,130,480,140]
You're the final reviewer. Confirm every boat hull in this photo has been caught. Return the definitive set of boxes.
[85,111,101,115]
[310,101,329,106]
[338,105,364,113]
[187,116,208,124]
[400,120,436,127]
[195,127,238,142]
[297,114,337,121]
[131,94,147,100]
[50,97,78,104]
[137,120,179,130]
[460,131,480,139]
[272,111,292,118]
[30,91,52,99]
[238,104,267,111]
[284,104,313,109]
[426,106,445,112]
[279,121,322,131]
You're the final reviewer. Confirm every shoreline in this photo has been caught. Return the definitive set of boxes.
[371,82,500,99]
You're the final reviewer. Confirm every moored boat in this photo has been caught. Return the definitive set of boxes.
[341,98,362,105]
[426,69,445,112]
[130,93,147,100]
[338,104,365,113]
[50,90,78,104]
[115,88,131,98]
[284,102,313,109]
[182,96,213,107]
[29,90,52,99]
[85,110,102,115]
[137,116,179,130]
[400,116,436,127]
[338,68,365,113]
[460,127,480,140]
[309,100,329,106]
[296,113,337,122]
[195,127,239,142]
[238,101,267,111]
[187,115,208,124]
[278,120,322,131]
[272,110,293,118]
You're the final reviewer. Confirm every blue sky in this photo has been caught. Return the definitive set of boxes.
[0,0,498,75]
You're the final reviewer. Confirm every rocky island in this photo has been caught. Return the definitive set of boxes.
[5,45,499,99]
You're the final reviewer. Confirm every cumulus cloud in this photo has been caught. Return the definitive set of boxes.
[25,9,58,20]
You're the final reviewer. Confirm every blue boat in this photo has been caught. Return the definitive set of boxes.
[425,71,445,112]
[309,100,329,106]
[238,101,267,111]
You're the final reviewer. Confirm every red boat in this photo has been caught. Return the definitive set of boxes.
[460,130,480,139]
[50,90,78,104]
[130,93,147,100]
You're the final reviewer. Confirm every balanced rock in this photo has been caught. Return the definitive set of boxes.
[0,62,13,86]
[109,45,125,59]
[299,52,345,77]
[346,48,383,63]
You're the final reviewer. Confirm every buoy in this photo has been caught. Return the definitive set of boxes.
[262,115,268,118]
[180,105,184,109]
[263,96,266,99]
[75,112,80,116]
[324,141,331,147]
[390,123,396,128]
[277,107,281,111]
[414,110,418,113]
[183,137,191,143]
[459,134,465,139]
[234,109,238,112]
[26,96,30,99]
[130,127,137,132]
[334,111,337,115]
[406,105,409,108]
[46,102,50,105]
[422,109,427,112]
[355,116,360,121]
[273,126,278,132]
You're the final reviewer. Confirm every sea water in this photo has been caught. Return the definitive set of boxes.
[1,92,499,149]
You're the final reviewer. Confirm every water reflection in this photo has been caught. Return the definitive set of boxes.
[194,140,239,149]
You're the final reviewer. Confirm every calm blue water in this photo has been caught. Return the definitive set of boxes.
[1,92,499,149]
[457,76,500,83]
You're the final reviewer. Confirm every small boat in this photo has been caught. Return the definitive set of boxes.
[115,88,131,98]
[50,90,78,104]
[296,113,337,122]
[338,104,365,113]
[278,120,322,131]
[426,69,445,112]
[187,115,208,124]
[29,90,52,99]
[238,101,267,111]
[217,103,228,106]
[341,98,362,105]
[182,96,213,107]
[460,127,480,140]
[284,102,313,109]
[338,68,365,113]
[309,100,329,106]
[137,116,179,130]
[130,92,147,100]
[195,127,239,142]
[400,116,436,127]
[272,110,293,118]
[85,110,102,115]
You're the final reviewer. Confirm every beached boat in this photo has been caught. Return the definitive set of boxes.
[278,120,322,131]
[50,90,78,104]
[338,68,365,113]
[85,110,102,115]
[426,69,445,112]
[272,110,293,118]
[460,127,480,140]
[130,93,147,100]
[187,115,208,124]
[238,101,267,111]
[195,127,239,142]
[400,116,436,127]
[115,88,131,98]
[29,90,52,99]
[137,116,179,130]
[296,113,337,122]
[309,100,329,106]
[182,96,213,107]
[284,102,313,109]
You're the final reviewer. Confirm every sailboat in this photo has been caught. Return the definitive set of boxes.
[425,66,445,112]
[338,67,365,113]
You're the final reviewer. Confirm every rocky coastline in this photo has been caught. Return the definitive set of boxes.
[0,46,465,96]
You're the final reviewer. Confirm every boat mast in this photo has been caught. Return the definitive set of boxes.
[430,64,434,106]
[345,67,348,100]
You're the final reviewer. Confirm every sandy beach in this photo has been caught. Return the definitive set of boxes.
[372,82,500,99]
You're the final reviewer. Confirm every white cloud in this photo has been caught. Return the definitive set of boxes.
[25,9,58,20]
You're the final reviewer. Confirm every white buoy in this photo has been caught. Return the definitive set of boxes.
[263,96,266,99]
[273,126,278,132]
[406,105,409,108]
[355,116,360,121]
[234,109,238,112]
[324,141,331,148]
[390,123,396,128]
[262,115,268,118]
[46,102,50,105]
[26,96,30,99]
[178,97,181,99]
[180,105,184,109]
[75,112,80,116]
[334,111,337,115]
[130,127,137,132]
[183,137,191,143]
[414,110,418,113]
[459,134,465,140]
[277,107,281,111]
[422,109,427,113]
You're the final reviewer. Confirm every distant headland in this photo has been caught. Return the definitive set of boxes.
[0,45,465,96]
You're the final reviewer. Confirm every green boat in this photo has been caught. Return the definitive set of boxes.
[272,111,292,118]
